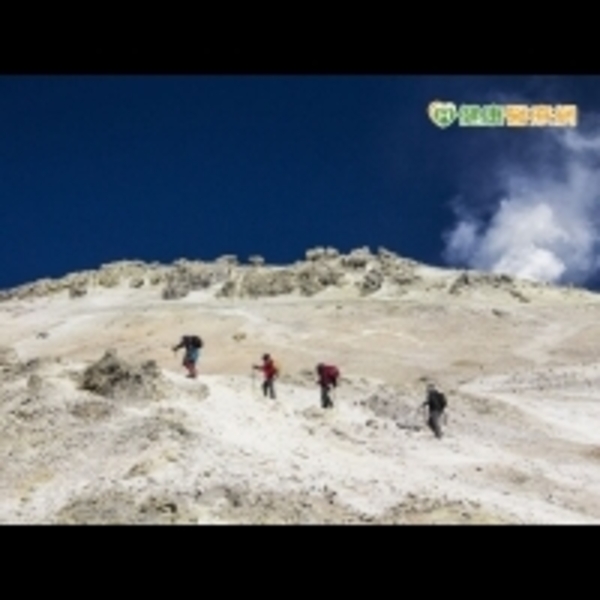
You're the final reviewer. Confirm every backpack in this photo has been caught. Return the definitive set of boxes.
[327,365,339,385]
[188,335,203,349]
[430,390,446,410]
[439,392,447,410]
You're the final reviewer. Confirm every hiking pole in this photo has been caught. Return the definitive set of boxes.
[251,367,262,400]
[413,405,424,429]
[416,404,426,429]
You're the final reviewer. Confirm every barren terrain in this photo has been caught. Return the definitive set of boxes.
[2,248,600,523]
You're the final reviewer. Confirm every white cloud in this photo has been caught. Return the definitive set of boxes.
[443,116,600,285]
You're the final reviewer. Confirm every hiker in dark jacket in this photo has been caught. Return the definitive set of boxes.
[172,335,202,378]
[317,363,339,408]
[253,353,278,399]
[422,383,447,438]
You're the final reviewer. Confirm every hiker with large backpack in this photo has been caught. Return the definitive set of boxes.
[172,335,203,378]
[421,383,447,438]
[253,353,279,399]
[316,363,339,409]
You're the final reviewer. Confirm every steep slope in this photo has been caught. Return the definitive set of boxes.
[2,247,600,523]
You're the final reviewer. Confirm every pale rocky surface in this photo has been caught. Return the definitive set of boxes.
[2,247,600,523]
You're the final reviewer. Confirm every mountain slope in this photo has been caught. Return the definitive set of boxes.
[2,247,600,523]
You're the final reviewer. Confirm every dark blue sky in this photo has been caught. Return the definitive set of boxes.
[1,75,599,290]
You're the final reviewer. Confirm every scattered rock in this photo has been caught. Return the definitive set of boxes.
[323,247,340,259]
[55,490,189,524]
[162,275,190,299]
[359,269,384,295]
[69,284,87,298]
[140,497,179,515]
[305,247,340,261]
[498,274,514,284]
[216,255,238,265]
[162,262,229,299]
[0,345,20,367]
[377,246,398,260]
[305,247,328,261]
[129,277,144,288]
[27,374,43,393]
[239,268,296,297]
[341,247,371,269]
[363,390,412,422]
[296,263,345,296]
[69,400,113,420]
[248,255,265,266]
[448,272,470,295]
[509,289,530,303]
[97,270,121,288]
[216,280,237,298]
[79,350,166,401]
[149,273,165,286]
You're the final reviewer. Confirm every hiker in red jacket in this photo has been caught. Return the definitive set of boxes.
[317,363,339,408]
[253,353,278,399]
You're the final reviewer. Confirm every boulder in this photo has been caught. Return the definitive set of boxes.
[80,350,166,401]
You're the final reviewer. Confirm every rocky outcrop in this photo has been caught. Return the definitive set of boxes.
[373,249,420,290]
[341,246,372,269]
[216,279,238,298]
[359,269,384,295]
[305,247,340,262]
[129,277,145,288]
[296,262,345,296]
[449,271,516,293]
[447,271,530,302]
[80,350,167,401]
[69,283,88,298]
[239,268,297,298]
[448,272,471,295]
[0,345,20,368]
[162,274,190,300]
[162,260,230,300]
[216,255,238,265]
[0,247,590,304]
[0,260,166,301]
[0,346,21,381]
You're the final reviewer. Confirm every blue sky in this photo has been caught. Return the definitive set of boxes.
[2,75,600,290]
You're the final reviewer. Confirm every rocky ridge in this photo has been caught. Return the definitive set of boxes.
[0,247,593,304]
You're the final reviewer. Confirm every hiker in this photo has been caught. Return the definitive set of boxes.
[172,335,203,378]
[316,363,339,408]
[421,383,447,438]
[253,353,278,398]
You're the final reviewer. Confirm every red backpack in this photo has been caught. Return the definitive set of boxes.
[325,365,339,385]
